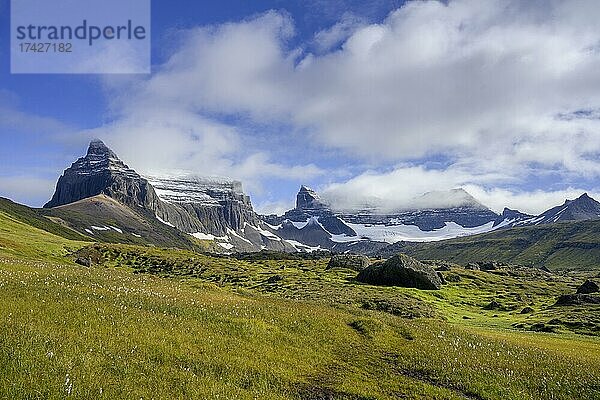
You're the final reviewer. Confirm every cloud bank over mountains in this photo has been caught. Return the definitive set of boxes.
[3,0,600,213]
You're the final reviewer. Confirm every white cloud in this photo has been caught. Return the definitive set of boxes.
[320,164,506,212]
[462,186,600,215]
[134,1,600,172]
[253,199,295,216]
[82,1,600,211]
[320,164,599,214]
[313,13,365,52]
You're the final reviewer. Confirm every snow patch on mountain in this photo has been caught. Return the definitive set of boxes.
[339,220,496,243]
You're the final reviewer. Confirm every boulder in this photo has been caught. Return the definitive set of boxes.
[266,275,283,284]
[75,257,92,267]
[555,294,600,306]
[520,306,534,314]
[576,280,599,294]
[478,261,498,271]
[356,254,442,290]
[465,263,480,270]
[483,300,502,310]
[327,254,370,271]
[436,271,447,285]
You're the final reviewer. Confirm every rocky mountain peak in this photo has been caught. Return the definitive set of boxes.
[44,141,294,252]
[537,192,600,224]
[572,192,596,205]
[296,185,326,210]
[87,139,117,158]
[44,140,149,209]
[500,207,532,218]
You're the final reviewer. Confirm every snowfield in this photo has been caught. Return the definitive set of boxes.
[339,220,496,243]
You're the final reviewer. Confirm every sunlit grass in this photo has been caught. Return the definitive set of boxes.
[1,211,600,398]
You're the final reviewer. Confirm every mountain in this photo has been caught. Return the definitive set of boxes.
[339,188,499,232]
[536,193,600,223]
[41,140,600,254]
[44,140,296,252]
[262,186,358,250]
[296,185,326,210]
[492,208,535,228]
[492,193,600,229]
[0,197,89,242]
[262,186,501,250]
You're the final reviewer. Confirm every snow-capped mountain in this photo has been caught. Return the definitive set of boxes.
[338,189,499,231]
[492,208,535,228]
[44,140,600,254]
[493,193,600,228]
[262,186,502,250]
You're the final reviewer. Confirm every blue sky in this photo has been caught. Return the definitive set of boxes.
[1,0,599,214]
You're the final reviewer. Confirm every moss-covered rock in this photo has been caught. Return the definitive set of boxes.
[356,254,442,290]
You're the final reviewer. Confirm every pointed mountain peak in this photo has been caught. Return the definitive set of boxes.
[564,192,598,206]
[44,140,140,208]
[299,185,315,193]
[537,191,600,224]
[577,192,592,201]
[500,207,532,219]
[296,185,326,210]
[87,139,117,158]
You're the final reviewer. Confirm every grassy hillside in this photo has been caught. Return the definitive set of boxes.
[0,197,90,242]
[1,208,600,399]
[378,220,600,270]
[45,195,220,253]
[0,210,87,262]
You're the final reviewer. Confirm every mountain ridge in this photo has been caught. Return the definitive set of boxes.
[44,140,295,252]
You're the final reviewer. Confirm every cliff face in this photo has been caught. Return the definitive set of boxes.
[45,139,162,210]
[45,140,294,252]
[146,175,263,236]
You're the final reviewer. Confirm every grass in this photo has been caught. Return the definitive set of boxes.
[0,198,89,242]
[1,211,600,398]
[381,219,600,270]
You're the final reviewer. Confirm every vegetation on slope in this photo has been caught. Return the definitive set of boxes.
[3,255,600,399]
[1,206,600,399]
[378,220,600,270]
[0,197,89,242]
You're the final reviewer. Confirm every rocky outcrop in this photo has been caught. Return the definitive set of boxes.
[356,253,442,290]
[576,280,599,294]
[296,185,326,210]
[326,254,370,271]
[555,293,600,306]
[45,139,162,210]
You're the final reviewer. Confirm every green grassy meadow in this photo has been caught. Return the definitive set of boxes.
[1,210,600,399]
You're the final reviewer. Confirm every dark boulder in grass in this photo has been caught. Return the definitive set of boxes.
[326,254,370,271]
[75,257,92,267]
[266,275,283,284]
[555,293,600,306]
[576,280,599,294]
[356,254,442,290]
[483,300,502,310]
[478,261,499,271]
